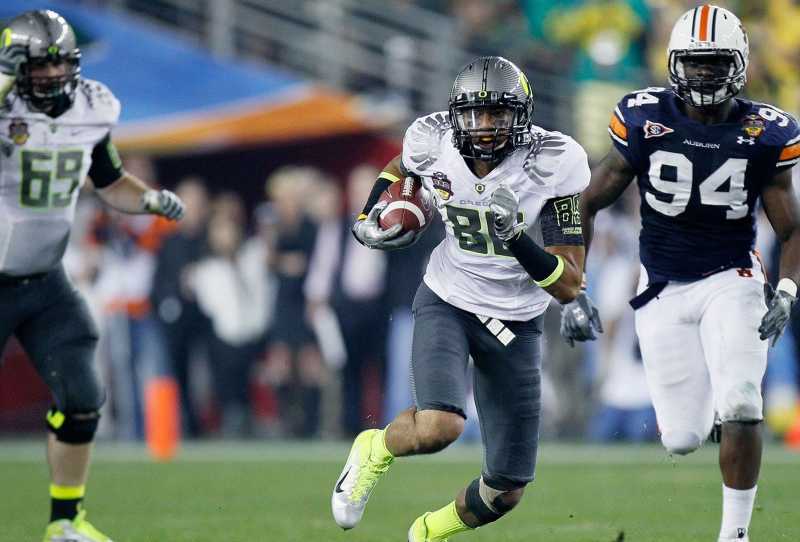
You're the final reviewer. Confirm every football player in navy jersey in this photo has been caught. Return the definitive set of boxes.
[561,5,800,541]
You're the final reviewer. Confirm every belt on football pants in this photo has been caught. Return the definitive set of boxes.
[629,281,667,310]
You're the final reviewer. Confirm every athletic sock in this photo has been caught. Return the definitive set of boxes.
[424,501,471,540]
[719,484,757,540]
[370,427,394,464]
[50,484,85,522]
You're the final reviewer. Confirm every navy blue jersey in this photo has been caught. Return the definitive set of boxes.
[609,87,800,282]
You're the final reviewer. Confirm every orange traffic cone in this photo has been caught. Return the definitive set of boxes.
[145,377,180,461]
[785,403,800,450]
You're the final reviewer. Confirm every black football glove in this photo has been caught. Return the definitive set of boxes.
[142,189,185,221]
[759,287,796,347]
[560,291,604,347]
[352,202,416,250]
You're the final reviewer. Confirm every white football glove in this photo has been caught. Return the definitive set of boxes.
[142,189,185,221]
[489,184,527,242]
[0,43,25,102]
[352,202,416,250]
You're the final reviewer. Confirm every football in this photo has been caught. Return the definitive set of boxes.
[378,176,434,234]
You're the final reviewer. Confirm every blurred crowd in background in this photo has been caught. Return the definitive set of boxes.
[2,0,800,446]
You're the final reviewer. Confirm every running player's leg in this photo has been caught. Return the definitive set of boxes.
[700,266,768,541]
[635,284,715,455]
[408,314,543,541]
[15,267,109,541]
[332,283,469,530]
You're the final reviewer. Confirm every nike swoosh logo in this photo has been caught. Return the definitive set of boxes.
[335,467,351,493]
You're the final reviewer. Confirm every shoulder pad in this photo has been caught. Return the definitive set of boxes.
[743,101,800,147]
[77,79,121,126]
[522,128,586,190]
[402,111,451,174]
[614,87,671,128]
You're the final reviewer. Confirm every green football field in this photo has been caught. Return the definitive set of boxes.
[1,440,798,541]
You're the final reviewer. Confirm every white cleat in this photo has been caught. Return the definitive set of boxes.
[331,429,393,529]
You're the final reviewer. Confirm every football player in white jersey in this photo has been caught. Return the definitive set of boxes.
[0,11,183,542]
[561,5,800,541]
[331,56,594,541]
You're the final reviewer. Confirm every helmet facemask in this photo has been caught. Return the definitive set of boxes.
[449,91,532,163]
[18,51,81,112]
[669,49,745,107]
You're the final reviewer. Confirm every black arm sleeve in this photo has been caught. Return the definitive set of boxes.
[87,133,124,188]
[359,176,394,218]
[506,233,560,283]
[539,193,584,246]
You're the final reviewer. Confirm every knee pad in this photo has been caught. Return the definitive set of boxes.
[719,382,763,423]
[465,477,520,525]
[46,408,100,444]
[661,430,703,455]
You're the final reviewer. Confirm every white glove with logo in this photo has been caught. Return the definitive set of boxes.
[142,189,185,220]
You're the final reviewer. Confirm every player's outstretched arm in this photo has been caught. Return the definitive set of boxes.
[87,135,184,220]
[758,168,800,345]
[556,147,633,345]
[95,172,184,220]
[580,146,636,258]
[351,154,415,250]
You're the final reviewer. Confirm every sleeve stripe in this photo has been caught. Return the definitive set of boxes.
[608,128,629,147]
[609,114,627,140]
[379,171,401,183]
[614,106,625,123]
[786,134,800,146]
[777,158,800,168]
[779,143,800,161]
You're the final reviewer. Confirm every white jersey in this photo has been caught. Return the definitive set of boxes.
[402,112,590,321]
[0,79,120,275]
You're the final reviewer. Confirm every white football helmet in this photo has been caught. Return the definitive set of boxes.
[667,5,748,107]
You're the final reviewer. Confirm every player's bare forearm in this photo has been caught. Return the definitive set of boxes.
[93,171,151,214]
[544,245,584,303]
[581,147,635,259]
[762,169,800,284]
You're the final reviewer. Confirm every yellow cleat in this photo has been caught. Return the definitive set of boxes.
[43,509,113,542]
[331,429,394,529]
[408,513,449,542]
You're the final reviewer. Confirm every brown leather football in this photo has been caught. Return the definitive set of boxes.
[378,177,434,234]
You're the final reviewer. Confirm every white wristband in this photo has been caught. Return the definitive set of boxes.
[777,278,798,297]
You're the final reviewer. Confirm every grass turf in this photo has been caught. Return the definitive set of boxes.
[1,441,798,541]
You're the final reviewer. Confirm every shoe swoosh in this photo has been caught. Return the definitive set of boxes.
[335,467,351,493]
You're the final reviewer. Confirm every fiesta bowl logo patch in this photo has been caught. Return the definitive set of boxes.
[9,118,29,145]
[643,120,674,139]
[742,114,765,138]
[431,171,453,201]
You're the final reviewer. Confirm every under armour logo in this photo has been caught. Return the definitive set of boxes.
[737,527,747,538]
[737,136,755,145]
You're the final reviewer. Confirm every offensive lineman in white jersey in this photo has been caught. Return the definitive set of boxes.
[0,11,183,541]
[561,5,800,541]
[331,56,596,541]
